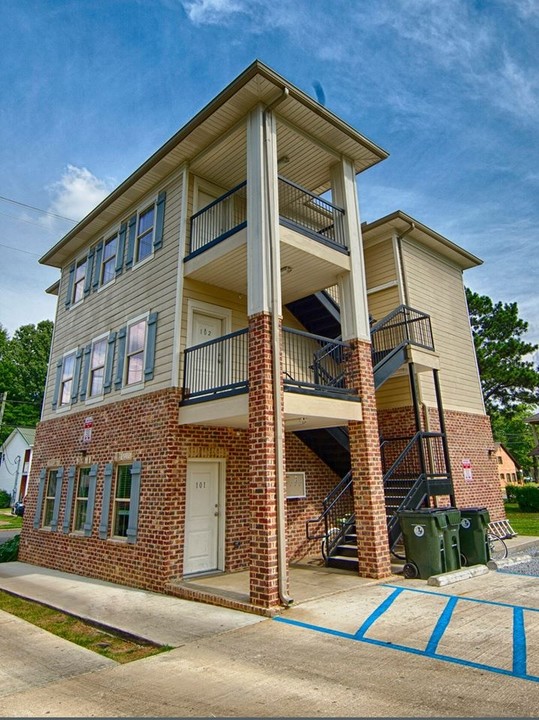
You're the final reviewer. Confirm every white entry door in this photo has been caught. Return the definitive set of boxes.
[184,461,222,575]
[190,311,224,393]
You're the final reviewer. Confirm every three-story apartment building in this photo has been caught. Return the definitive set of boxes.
[20,62,503,611]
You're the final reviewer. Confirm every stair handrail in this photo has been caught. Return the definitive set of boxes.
[306,471,354,541]
[370,305,434,369]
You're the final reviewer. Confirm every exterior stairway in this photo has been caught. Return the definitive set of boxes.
[294,291,452,571]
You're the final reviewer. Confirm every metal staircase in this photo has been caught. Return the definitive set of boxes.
[291,291,452,571]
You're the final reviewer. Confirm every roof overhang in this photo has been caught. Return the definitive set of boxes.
[40,60,388,268]
[362,210,482,270]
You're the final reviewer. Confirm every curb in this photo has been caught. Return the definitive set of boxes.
[427,564,489,587]
[488,553,534,571]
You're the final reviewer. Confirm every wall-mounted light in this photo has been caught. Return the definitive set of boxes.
[280,265,292,276]
[278,155,290,167]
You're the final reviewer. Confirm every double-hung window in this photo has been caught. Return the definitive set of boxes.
[101,233,117,285]
[72,257,87,304]
[126,320,146,386]
[88,337,107,397]
[60,352,76,406]
[135,205,155,264]
[73,467,91,532]
[113,465,132,537]
[42,470,59,527]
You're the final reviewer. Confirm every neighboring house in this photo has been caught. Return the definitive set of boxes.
[494,443,523,498]
[20,62,503,611]
[0,427,36,502]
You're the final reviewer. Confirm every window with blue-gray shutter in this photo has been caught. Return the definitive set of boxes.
[33,468,47,529]
[125,214,137,269]
[99,463,114,539]
[49,466,64,531]
[92,240,104,290]
[153,191,166,251]
[115,222,127,276]
[114,327,127,389]
[79,344,92,401]
[83,464,98,537]
[52,359,63,409]
[83,248,95,296]
[71,349,83,405]
[144,313,158,381]
[65,263,75,308]
[103,332,116,394]
[62,466,77,533]
[126,460,142,544]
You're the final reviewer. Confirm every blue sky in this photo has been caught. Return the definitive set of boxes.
[1,0,538,348]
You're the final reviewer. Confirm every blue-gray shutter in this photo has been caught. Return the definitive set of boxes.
[84,464,98,537]
[79,344,92,401]
[65,263,75,308]
[99,463,114,539]
[33,468,47,529]
[83,249,94,296]
[144,313,158,381]
[153,191,166,251]
[114,327,127,390]
[126,460,142,544]
[50,466,64,532]
[71,349,83,404]
[52,359,63,410]
[115,222,127,276]
[103,331,116,394]
[62,465,76,534]
[125,214,137,269]
[92,240,104,290]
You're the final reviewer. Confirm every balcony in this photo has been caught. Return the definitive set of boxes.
[184,177,350,305]
[179,327,361,430]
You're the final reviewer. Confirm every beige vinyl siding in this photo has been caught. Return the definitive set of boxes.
[375,374,411,409]
[42,173,184,420]
[364,239,400,323]
[401,238,484,414]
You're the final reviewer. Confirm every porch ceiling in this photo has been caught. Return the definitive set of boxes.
[183,227,350,304]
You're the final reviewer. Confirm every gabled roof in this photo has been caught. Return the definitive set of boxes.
[494,442,522,469]
[525,412,539,424]
[40,60,389,269]
[1,427,36,450]
[361,210,482,270]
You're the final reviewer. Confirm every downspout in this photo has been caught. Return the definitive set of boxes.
[263,88,293,606]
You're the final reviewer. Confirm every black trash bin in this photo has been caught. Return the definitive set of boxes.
[459,507,491,565]
[398,508,449,579]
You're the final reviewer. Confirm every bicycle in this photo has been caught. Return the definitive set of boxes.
[487,532,508,561]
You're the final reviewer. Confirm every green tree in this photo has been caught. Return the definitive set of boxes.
[0,321,53,444]
[490,406,535,474]
[466,288,539,414]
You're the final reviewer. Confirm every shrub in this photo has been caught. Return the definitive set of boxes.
[513,484,539,513]
[0,534,19,563]
[0,490,11,509]
[505,484,520,503]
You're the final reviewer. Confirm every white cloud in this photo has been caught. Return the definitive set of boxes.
[181,0,244,25]
[47,165,113,222]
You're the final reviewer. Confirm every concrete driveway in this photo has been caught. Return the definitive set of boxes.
[0,568,537,717]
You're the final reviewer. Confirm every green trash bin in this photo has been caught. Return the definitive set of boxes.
[459,507,491,565]
[398,509,448,579]
[442,507,462,572]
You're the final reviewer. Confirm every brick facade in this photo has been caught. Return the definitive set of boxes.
[347,339,392,579]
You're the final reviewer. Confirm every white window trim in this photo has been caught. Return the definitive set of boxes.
[97,229,120,291]
[120,311,149,394]
[85,332,109,403]
[57,347,78,413]
[111,463,133,540]
[132,199,158,268]
[70,254,88,308]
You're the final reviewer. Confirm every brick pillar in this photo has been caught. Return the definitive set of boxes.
[348,339,392,578]
[248,312,281,607]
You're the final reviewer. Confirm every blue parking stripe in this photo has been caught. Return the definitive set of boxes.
[383,584,539,613]
[513,607,527,676]
[425,595,458,655]
[354,587,403,638]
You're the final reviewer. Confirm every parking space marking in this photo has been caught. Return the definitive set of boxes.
[274,585,539,684]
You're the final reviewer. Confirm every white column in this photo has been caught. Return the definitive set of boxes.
[331,158,370,341]
[246,105,281,317]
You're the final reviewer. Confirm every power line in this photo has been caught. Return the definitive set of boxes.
[0,242,41,258]
[0,209,62,233]
[0,194,77,223]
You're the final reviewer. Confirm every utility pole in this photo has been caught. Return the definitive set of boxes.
[0,391,6,436]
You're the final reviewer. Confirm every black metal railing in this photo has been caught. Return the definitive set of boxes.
[306,471,354,559]
[182,328,248,403]
[278,176,347,250]
[370,305,434,368]
[282,327,356,398]
[189,181,247,256]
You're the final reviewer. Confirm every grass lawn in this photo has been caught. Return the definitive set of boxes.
[504,503,539,536]
[0,508,22,530]
[0,590,171,663]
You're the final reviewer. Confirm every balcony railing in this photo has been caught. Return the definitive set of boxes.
[186,176,347,259]
[282,327,357,400]
[182,328,248,404]
[370,305,434,368]
[181,327,357,405]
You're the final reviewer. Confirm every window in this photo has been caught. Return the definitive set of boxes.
[500,473,505,480]
[101,233,117,285]
[126,320,146,385]
[498,456,503,464]
[42,470,59,527]
[60,352,76,406]
[72,257,87,304]
[113,465,132,537]
[72,467,91,532]
[89,337,107,397]
[135,205,155,263]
